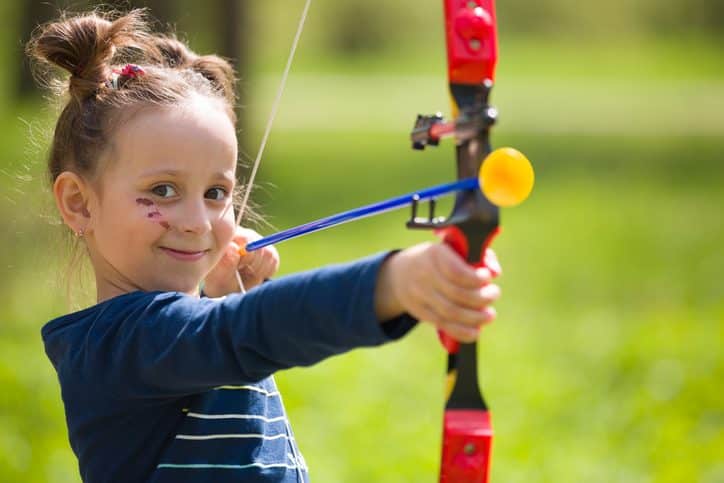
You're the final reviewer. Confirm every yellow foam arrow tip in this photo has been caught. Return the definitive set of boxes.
[479,147,534,207]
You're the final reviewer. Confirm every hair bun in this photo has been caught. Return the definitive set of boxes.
[189,55,236,105]
[28,9,153,100]
[151,35,236,106]
[152,35,194,68]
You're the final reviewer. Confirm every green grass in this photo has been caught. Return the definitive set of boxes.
[1,36,723,482]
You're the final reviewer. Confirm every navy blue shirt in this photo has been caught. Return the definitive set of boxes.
[42,253,416,482]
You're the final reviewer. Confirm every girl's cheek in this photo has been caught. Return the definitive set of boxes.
[216,208,236,244]
[136,197,170,229]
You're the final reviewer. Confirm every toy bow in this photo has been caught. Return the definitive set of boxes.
[412,1,500,481]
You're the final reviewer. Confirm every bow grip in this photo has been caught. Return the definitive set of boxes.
[435,225,501,354]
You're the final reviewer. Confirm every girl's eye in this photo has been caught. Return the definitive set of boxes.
[151,184,178,198]
[205,187,228,201]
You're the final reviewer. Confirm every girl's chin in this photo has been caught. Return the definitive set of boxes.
[151,276,204,295]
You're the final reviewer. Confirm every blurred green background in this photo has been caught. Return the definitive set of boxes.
[1,0,722,481]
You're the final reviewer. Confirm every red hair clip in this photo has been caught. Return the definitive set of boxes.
[118,64,145,78]
[106,64,145,89]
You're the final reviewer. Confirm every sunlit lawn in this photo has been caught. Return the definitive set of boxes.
[1,37,722,482]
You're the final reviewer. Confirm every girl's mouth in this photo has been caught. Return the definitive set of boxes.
[160,247,208,262]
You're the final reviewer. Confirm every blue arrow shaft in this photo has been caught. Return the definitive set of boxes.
[245,177,478,252]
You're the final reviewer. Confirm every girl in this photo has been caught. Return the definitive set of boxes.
[29,9,501,483]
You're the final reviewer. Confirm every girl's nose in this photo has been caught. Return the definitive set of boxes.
[175,199,213,234]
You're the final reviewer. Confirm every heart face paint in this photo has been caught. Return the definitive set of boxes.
[136,198,170,229]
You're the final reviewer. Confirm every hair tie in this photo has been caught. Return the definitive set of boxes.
[106,64,145,89]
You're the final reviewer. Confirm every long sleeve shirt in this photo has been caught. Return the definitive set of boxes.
[41,252,417,482]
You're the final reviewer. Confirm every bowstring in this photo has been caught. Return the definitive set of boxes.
[234,0,313,295]
[233,5,313,480]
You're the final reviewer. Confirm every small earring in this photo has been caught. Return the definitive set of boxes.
[75,228,85,238]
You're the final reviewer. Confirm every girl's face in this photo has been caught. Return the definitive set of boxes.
[86,95,238,300]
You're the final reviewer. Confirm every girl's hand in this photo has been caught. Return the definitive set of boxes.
[202,227,280,297]
[374,243,501,343]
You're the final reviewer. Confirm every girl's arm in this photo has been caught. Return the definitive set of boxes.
[45,244,498,400]
[44,252,416,399]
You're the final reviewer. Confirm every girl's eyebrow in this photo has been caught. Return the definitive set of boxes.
[138,168,234,181]
[139,168,183,178]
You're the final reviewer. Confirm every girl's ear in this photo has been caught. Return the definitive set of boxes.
[53,171,93,236]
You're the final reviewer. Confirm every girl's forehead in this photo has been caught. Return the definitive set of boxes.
[112,100,238,177]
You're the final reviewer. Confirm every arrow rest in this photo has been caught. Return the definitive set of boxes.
[407,195,447,227]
